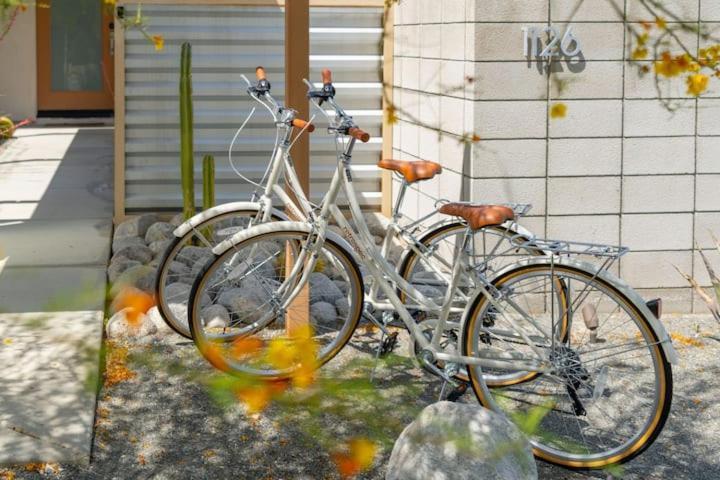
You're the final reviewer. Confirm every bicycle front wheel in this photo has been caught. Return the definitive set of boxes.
[462,261,672,469]
[189,226,364,379]
[155,209,282,338]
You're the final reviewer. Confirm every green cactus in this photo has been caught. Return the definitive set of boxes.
[200,155,216,240]
[202,154,215,211]
[180,42,195,220]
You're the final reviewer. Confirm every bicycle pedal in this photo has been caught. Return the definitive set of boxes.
[445,382,468,402]
[379,331,399,357]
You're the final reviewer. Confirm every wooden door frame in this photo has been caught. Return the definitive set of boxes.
[36,0,115,111]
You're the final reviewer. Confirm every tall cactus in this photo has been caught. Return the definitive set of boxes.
[202,154,215,211]
[179,42,195,220]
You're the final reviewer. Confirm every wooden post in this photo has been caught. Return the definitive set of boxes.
[285,0,310,334]
[113,6,127,224]
[380,2,394,218]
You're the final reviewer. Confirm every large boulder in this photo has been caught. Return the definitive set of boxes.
[386,402,537,480]
[145,221,176,244]
[165,282,211,308]
[113,214,160,242]
[309,272,344,304]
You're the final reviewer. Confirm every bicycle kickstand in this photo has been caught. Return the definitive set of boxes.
[369,311,400,382]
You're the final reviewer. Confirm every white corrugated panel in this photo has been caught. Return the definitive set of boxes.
[121,4,383,212]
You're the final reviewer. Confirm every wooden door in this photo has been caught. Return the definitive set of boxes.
[37,0,114,111]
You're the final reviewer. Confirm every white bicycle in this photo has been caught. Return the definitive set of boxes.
[155,68,559,390]
[186,73,678,470]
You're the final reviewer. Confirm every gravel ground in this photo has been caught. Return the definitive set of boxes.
[2,314,719,480]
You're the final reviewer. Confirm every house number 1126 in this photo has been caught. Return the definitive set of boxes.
[522,26,582,58]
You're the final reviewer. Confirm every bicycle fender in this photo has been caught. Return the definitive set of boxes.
[172,202,289,238]
[460,256,679,364]
[211,220,357,263]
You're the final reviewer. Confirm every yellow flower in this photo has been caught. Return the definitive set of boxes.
[550,103,567,119]
[104,0,116,5]
[2,338,12,346]
[637,32,649,47]
[152,35,164,52]
[632,47,648,60]
[385,105,398,125]
[655,17,667,29]
[686,73,709,96]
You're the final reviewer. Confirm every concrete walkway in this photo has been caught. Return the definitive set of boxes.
[0,127,113,465]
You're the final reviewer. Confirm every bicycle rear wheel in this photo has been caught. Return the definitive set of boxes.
[188,226,364,379]
[462,261,672,469]
[398,222,568,386]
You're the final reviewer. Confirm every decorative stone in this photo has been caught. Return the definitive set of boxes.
[145,222,176,244]
[335,297,350,318]
[170,213,186,227]
[333,280,349,295]
[108,259,142,284]
[149,239,174,257]
[165,282,211,308]
[111,265,156,295]
[106,308,157,339]
[386,401,537,480]
[309,272,344,305]
[146,305,177,337]
[175,246,213,268]
[111,244,154,265]
[201,304,231,329]
[112,236,146,255]
[364,211,390,237]
[113,214,160,242]
[310,301,338,324]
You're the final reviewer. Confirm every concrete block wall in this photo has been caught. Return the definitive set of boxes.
[392,0,720,313]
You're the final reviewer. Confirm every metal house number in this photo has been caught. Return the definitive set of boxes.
[522,26,582,58]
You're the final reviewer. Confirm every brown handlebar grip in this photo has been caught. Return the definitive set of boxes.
[348,127,370,143]
[255,66,267,81]
[321,68,332,85]
[292,118,315,133]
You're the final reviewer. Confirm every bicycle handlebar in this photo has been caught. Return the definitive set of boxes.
[292,118,315,133]
[348,127,370,143]
[255,66,267,81]
[306,68,370,142]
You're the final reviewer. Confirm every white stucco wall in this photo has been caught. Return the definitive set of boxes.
[0,7,37,120]
[392,0,720,313]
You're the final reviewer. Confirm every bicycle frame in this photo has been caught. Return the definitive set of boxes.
[272,132,553,374]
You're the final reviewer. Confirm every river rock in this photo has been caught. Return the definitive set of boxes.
[113,214,160,242]
[309,272,344,304]
[201,304,231,329]
[111,244,153,265]
[106,308,157,339]
[111,264,156,295]
[108,259,142,284]
[112,235,146,255]
[310,301,337,325]
[145,221,175,244]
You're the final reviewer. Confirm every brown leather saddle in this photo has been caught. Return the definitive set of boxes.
[377,159,442,183]
[438,203,515,230]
